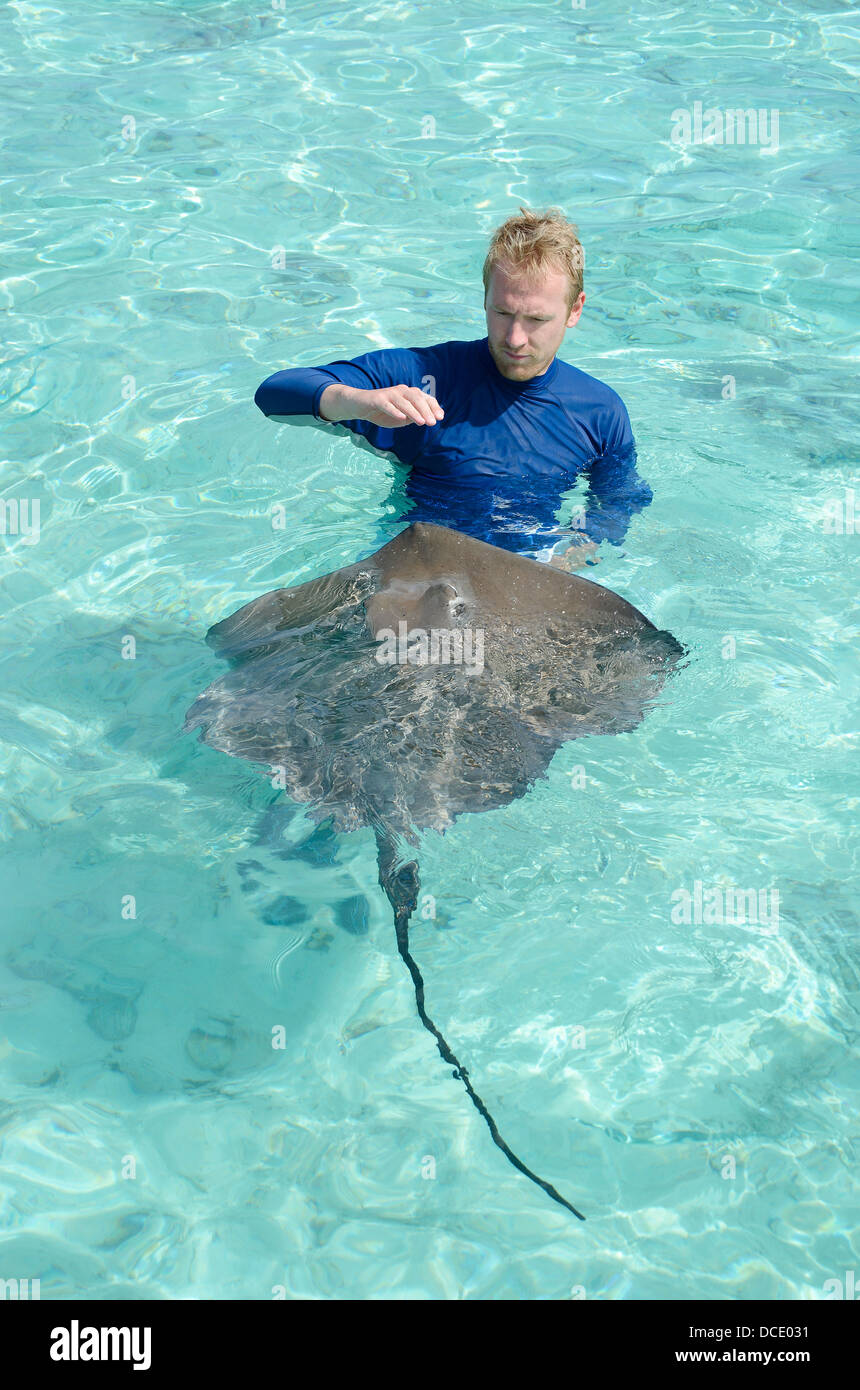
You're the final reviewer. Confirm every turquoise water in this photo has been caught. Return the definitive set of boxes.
[1,0,858,1300]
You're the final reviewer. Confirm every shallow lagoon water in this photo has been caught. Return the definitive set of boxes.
[0,0,857,1299]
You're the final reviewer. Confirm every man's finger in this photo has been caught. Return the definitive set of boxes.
[415,392,444,424]
[391,392,429,425]
[403,387,443,425]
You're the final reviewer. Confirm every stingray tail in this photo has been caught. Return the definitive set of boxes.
[374,827,585,1221]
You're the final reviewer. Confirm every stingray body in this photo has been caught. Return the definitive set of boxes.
[185,522,683,1219]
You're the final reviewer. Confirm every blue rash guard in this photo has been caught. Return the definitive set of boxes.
[254,336,651,557]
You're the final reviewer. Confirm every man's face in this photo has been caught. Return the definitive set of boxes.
[485,263,585,381]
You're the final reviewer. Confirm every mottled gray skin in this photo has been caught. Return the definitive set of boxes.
[185,522,682,838]
[204,519,658,652]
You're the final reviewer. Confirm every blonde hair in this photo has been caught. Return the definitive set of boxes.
[482,206,584,312]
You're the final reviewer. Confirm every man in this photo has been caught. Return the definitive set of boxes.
[254,207,651,568]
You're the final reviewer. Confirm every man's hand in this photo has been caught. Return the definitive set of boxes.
[548,538,600,571]
[319,382,444,428]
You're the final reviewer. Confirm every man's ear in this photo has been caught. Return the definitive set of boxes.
[566,292,586,327]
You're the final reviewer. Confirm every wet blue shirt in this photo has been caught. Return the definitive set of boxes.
[254,336,651,555]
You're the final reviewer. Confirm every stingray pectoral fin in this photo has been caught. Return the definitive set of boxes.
[206,564,374,662]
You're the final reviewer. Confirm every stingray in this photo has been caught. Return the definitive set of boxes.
[184,522,684,1220]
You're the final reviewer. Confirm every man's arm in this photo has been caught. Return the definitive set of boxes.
[254,345,446,462]
[580,446,653,546]
[550,394,650,569]
[549,449,653,570]
[318,381,443,428]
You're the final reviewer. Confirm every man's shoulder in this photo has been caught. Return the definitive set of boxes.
[554,357,629,415]
[404,337,483,365]
[395,338,484,389]
[320,337,479,390]
[348,336,480,373]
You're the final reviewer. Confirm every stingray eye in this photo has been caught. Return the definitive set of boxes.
[452,600,467,617]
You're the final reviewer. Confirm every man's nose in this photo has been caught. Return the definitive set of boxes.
[505,322,528,347]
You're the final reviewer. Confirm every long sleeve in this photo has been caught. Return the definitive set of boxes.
[580,443,652,546]
[254,365,341,421]
[254,344,442,464]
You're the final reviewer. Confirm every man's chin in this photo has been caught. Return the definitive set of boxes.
[491,348,542,380]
